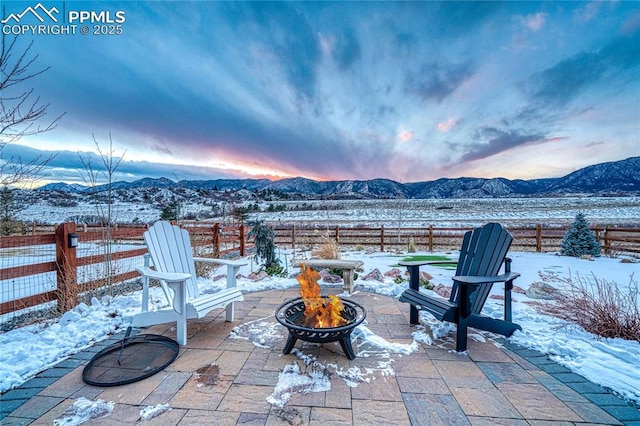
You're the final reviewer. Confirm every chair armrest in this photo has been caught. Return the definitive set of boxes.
[453,271,520,285]
[192,258,246,289]
[398,260,457,267]
[136,266,192,283]
[193,257,248,267]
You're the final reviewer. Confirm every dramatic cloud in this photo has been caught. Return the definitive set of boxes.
[462,128,547,162]
[404,61,475,103]
[1,0,637,185]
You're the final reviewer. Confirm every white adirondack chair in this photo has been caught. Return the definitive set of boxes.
[132,221,247,345]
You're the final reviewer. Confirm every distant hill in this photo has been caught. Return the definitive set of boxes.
[37,156,639,199]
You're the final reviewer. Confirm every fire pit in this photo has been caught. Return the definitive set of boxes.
[275,296,366,360]
[274,264,367,360]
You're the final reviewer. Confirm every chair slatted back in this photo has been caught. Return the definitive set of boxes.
[449,223,513,313]
[144,221,199,298]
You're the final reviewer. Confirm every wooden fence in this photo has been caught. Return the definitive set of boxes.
[0,222,247,317]
[1,221,638,319]
[272,224,640,255]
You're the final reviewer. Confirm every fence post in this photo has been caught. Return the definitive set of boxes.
[536,224,542,252]
[380,225,384,252]
[213,223,220,257]
[428,225,433,252]
[335,226,339,245]
[604,225,610,255]
[55,222,78,313]
[239,223,246,256]
[292,225,296,251]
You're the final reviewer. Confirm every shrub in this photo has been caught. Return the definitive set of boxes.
[330,267,357,281]
[394,274,433,289]
[420,277,434,290]
[313,234,340,259]
[561,212,601,257]
[265,262,287,277]
[537,273,639,341]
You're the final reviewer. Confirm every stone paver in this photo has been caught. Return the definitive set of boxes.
[496,382,583,422]
[1,288,638,426]
[352,400,411,425]
[449,387,522,418]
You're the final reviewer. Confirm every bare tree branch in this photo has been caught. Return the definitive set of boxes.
[0,15,65,188]
[0,151,56,187]
[0,32,65,142]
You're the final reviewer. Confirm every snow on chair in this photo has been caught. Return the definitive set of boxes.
[132,221,247,345]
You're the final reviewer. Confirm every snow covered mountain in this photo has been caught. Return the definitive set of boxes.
[36,156,639,200]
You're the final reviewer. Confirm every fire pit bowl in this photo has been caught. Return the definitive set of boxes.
[275,297,366,360]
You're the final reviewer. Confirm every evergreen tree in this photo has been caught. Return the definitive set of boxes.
[561,212,601,257]
[247,220,278,268]
[160,200,181,221]
[232,205,249,223]
[0,186,20,235]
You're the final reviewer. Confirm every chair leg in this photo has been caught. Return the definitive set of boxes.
[169,280,188,345]
[504,279,514,322]
[455,283,472,352]
[407,265,421,324]
[176,315,187,346]
[225,302,235,322]
[456,318,468,352]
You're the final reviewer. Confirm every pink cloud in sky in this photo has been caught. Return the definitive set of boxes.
[523,12,546,31]
[438,118,458,132]
[398,130,414,143]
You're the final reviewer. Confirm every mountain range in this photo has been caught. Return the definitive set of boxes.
[38,156,640,199]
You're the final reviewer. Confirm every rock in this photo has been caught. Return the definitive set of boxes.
[362,268,384,282]
[212,274,226,282]
[433,284,451,299]
[317,268,331,277]
[384,268,401,278]
[420,271,433,281]
[512,285,526,294]
[526,281,561,300]
[322,274,342,283]
[247,271,270,281]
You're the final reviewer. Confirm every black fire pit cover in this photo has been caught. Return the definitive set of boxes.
[82,328,179,387]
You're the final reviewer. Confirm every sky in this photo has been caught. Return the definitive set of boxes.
[1,0,639,186]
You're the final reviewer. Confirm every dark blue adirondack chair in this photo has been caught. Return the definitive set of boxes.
[398,222,521,352]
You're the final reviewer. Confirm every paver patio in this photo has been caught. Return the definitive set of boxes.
[2,288,639,425]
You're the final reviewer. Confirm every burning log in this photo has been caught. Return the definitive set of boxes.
[297,265,348,328]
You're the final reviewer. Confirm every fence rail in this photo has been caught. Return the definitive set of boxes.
[272,224,640,254]
[1,221,638,320]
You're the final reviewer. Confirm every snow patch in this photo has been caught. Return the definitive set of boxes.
[53,397,114,425]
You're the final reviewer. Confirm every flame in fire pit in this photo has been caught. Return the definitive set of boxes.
[297,265,348,328]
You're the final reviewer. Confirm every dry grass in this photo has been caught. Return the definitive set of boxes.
[538,273,640,341]
[312,234,340,259]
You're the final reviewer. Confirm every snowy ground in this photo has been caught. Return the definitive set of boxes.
[15,196,640,227]
[1,249,638,411]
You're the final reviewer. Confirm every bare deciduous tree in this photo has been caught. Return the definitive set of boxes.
[78,133,126,296]
[0,26,65,231]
